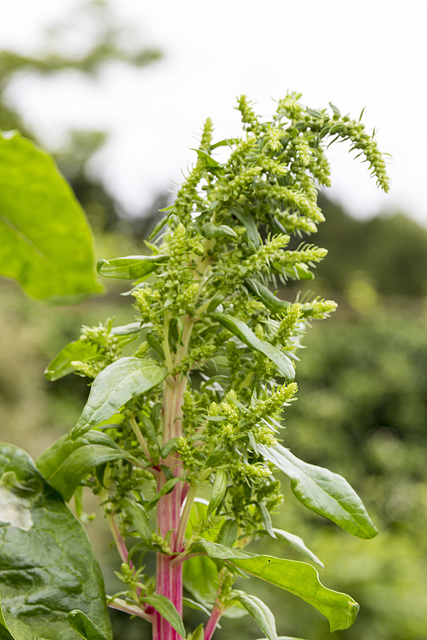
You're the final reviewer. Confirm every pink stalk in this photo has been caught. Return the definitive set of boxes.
[152,374,187,640]
[204,606,223,640]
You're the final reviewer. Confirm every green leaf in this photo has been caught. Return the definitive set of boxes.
[231,592,277,640]
[183,555,219,605]
[44,340,99,381]
[186,623,205,640]
[190,540,359,632]
[193,148,223,170]
[183,598,210,617]
[120,498,151,545]
[211,313,295,380]
[96,254,169,279]
[72,357,167,439]
[145,477,182,511]
[244,279,290,315]
[68,610,110,640]
[201,223,237,239]
[207,469,228,515]
[268,529,323,568]
[231,209,260,249]
[141,595,185,638]
[0,132,102,301]
[0,443,112,640]
[36,431,127,501]
[258,444,378,539]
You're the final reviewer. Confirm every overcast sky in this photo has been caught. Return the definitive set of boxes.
[2,0,427,224]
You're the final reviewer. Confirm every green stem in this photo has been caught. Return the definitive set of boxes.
[129,415,151,459]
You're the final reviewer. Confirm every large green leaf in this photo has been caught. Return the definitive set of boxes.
[72,357,167,439]
[259,529,323,568]
[96,255,169,279]
[189,540,359,632]
[0,443,112,640]
[211,313,295,380]
[0,132,102,301]
[258,444,378,539]
[230,592,277,640]
[36,431,128,501]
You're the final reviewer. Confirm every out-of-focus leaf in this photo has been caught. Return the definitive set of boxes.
[96,255,169,279]
[211,313,295,380]
[141,595,185,638]
[36,431,127,502]
[68,610,110,640]
[0,444,112,640]
[0,132,102,301]
[230,592,277,640]
[190,540,359,632]
[72,357,167,439]
[183,598,210,616]
[258,444,378,539]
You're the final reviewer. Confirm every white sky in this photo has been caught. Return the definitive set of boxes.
[1,0,427,224]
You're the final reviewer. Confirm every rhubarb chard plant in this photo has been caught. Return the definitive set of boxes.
[0,94,389,640]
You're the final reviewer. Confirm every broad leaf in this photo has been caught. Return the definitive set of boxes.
[72,357,167,439]
[231,592,277,640]
[0,444,112,640]
[190,540,359,632]
[142,595,185,638]
[0,132,102,301]
[259,444,378,539]
[211,313,295,380]
[207,469,228,515]
[244,278,290,315]
[96,254,169,279]
[68,610,110,640]
[36,431,127,501]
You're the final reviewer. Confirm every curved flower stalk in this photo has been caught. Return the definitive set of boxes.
[42,93,389,640]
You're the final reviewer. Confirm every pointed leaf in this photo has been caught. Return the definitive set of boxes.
[231,592,277,640]
[142,595,185,638]
[207,469,228,515]
[0,132,102,301]
[259,444,378,539]
[211,313,295,380]
[96,254,169,279]
[0,444,112,640]
[190,540,359,631]
[68,610,110,640]
[183,598,210,617]
[72,357,167,439]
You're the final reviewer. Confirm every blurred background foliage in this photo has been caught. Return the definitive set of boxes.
[1,2,426,639]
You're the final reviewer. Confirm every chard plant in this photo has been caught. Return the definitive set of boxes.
[0,94,389,640]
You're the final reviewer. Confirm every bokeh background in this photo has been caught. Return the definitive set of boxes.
[1,1,427,638]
